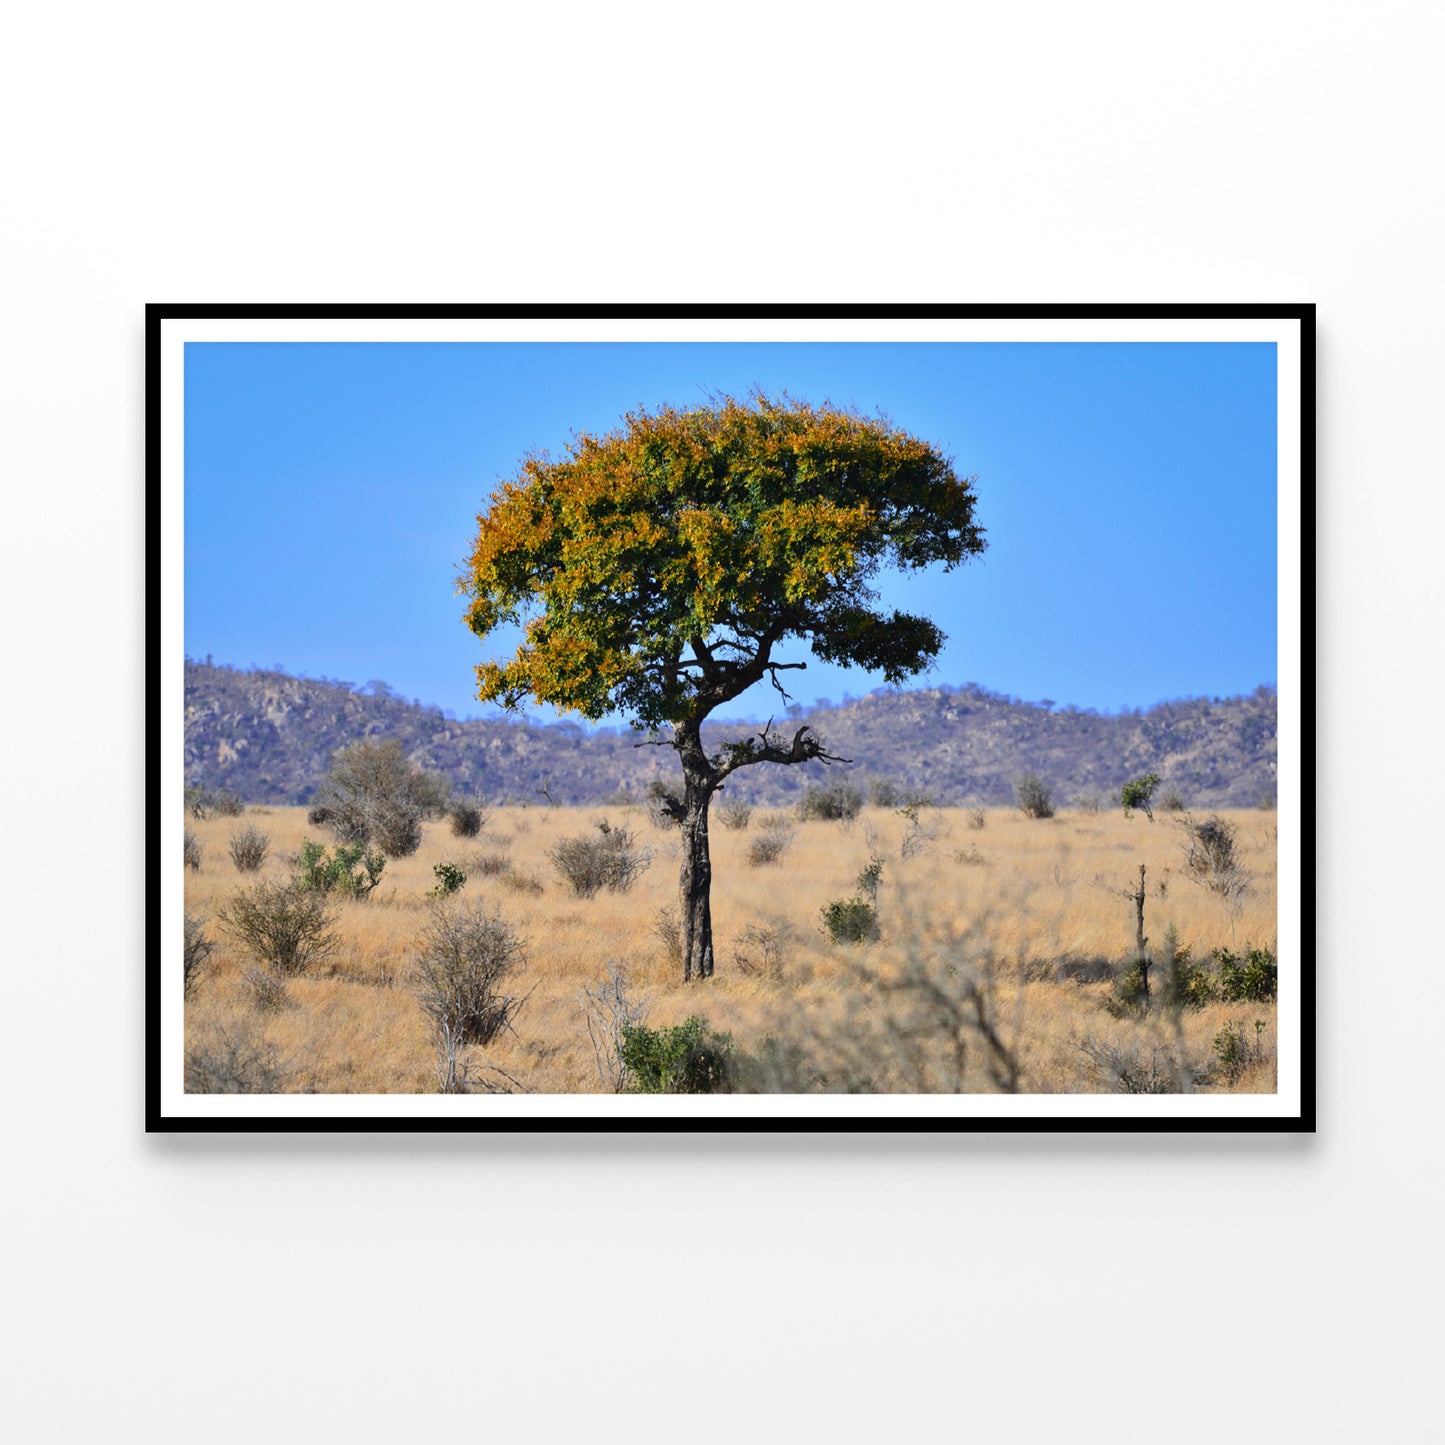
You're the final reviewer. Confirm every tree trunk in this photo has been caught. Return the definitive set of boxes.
[679,775,715,980]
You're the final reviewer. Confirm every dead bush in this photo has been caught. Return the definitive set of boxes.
[414,901,529,1055]
[183,829,202,872]
[549,820,652,897]
[228,823,270,873]
[746,813,795,867]
[714,796,753,831]
[184,1022,292,1093]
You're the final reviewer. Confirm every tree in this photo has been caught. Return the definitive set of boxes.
[459,392,985,980]
[1120,771,1161,820]
[308,738,450,857]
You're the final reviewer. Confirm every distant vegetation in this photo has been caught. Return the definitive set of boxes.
[184,658,1278,810]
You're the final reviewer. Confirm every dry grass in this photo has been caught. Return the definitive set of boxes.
[181,802,1279,1094]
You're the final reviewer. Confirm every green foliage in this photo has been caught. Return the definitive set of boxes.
[856,855,884,904]
[296,837,385,899]
[798,777,864,822]
[183,913,214,998]
[429,862,467,898]
[460,392,985,729]
[1215,945,1278,1002]
[619,1016,735,1094]
[821,895,880,945]
[1103,957,1152,1018]
[218,879,339,978]
[1156,930,1213,1011]
[1014,771,1055,819]
[1210,1020,1271,1084]
[1121,771,1161,819]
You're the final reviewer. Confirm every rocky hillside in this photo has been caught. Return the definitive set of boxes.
[183,659,1277,809]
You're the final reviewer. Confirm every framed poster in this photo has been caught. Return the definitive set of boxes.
[151,304,1313,1131]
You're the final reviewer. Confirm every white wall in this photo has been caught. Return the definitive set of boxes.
[2,4,1435,1440]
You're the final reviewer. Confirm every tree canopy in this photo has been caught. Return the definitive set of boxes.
[460,392,985,729]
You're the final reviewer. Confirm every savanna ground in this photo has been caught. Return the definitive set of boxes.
[182,801,1279,1095]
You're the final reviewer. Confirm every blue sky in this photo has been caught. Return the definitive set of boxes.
[184,340,1277,723]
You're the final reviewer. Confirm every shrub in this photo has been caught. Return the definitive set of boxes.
[866,776,900,808]
[228,824,269,873]
[733,921,789,979]
[184,1023,291,1093]
[1182,813,1237,880]
[296,838,385,899]
[429,862,467,898]
[499,864,544,896]
[470,851,511,877]
[578,960,649,1092]
[1103,957,1152,1018]
[652,906,683,967]
[965,804,987,829]
[953,842,987,866]
[1121,772,1161,820]
[447,796,490,838]
[309,739,450,857]
[183,913,214,998]
[1215,945,1277,1002]
[1158,786,1187,812]
[549,820,652,897]
[1076,1035,1184,1094]
[414,901,528,1049]
[185,785,213,820]
[798,777,863,822]
[619,1016,734,1094]
[212,788,245,817]
[746,814,795,867]
[714,796,752,831]
[856,856,883,904]
[1014,771,1055,819]
[242,965,293,1013]
[1073,789,1104,815]
[1161,934,1215,1009]
[821,895,880,945]
[897,800,946,859]
[218,879,339,977]
[183,828,202,872]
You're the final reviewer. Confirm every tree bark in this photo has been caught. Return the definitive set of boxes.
[675,721,717,981]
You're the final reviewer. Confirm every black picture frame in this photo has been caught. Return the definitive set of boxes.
[150,302,1314,1133]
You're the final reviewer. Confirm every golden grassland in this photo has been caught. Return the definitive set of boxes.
[181,803,1279,1095]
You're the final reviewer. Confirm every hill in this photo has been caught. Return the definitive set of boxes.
[182,660,1277,810]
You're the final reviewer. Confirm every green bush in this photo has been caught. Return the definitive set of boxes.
[297,838,385,899]
[1103,957,1152,1018]
[429,861,467,898]
[619,1016,734,1094]
[1215,945,1277,1002]
[218,879,339,978]
[1121,772,1161,820]
[821,896,879,945]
